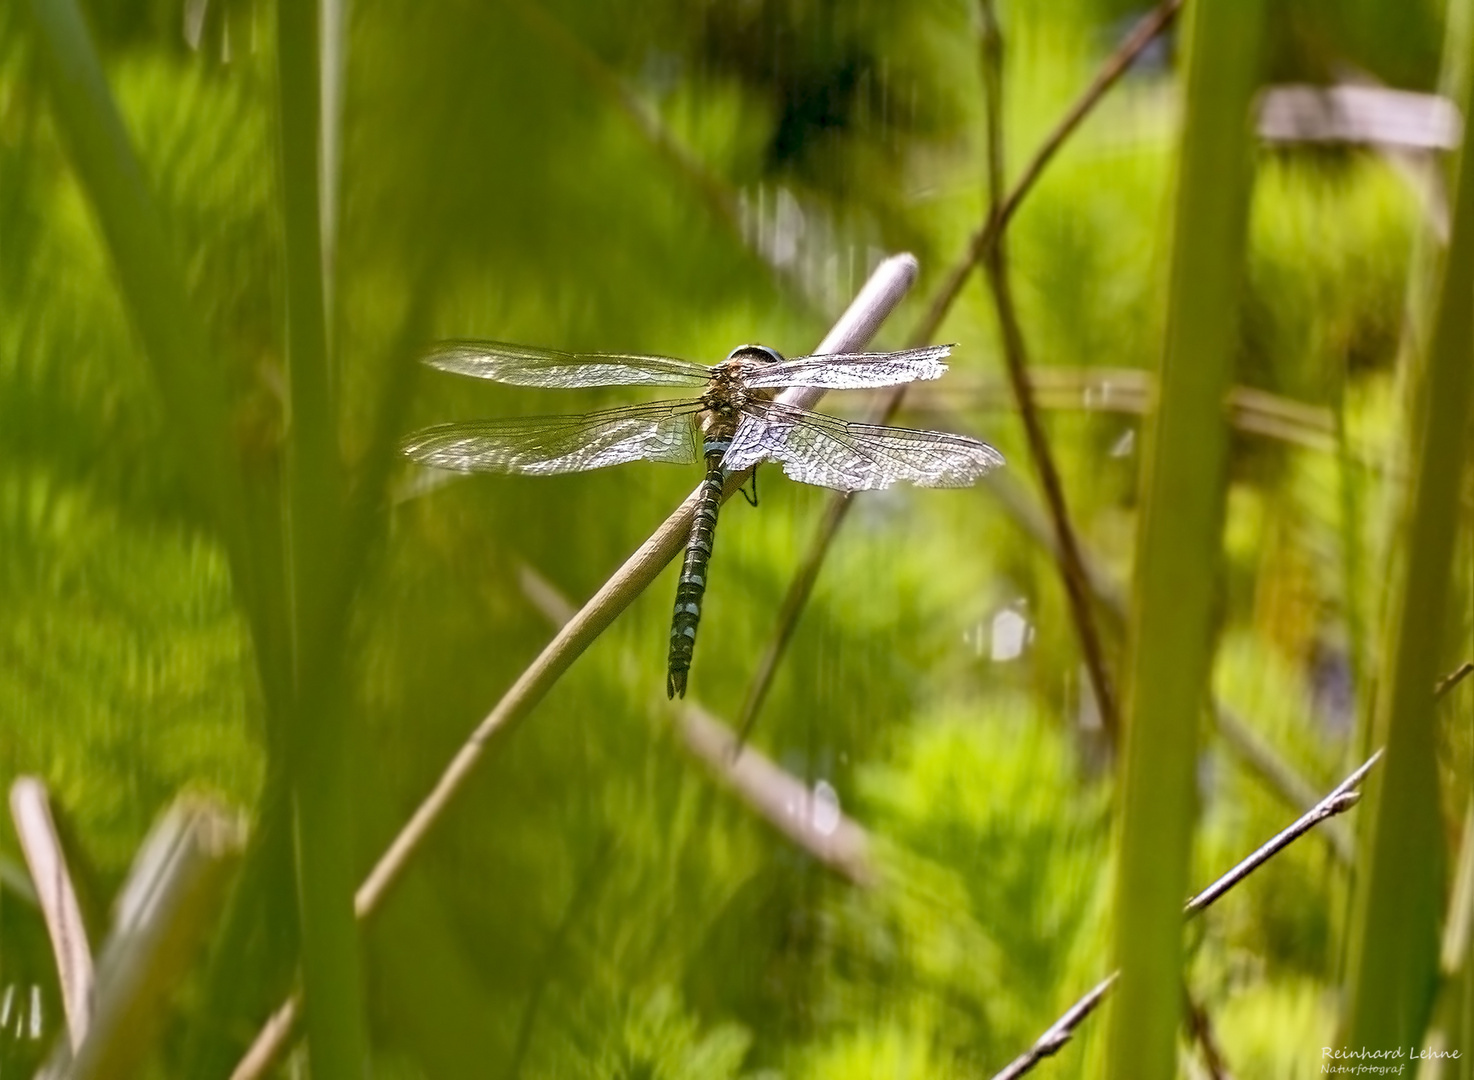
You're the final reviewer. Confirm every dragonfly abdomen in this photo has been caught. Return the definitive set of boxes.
[667,447,728,699]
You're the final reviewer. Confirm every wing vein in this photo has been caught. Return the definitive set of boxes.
[402,400,704,474]
[724,399,1004,491]
[423,340,712,388]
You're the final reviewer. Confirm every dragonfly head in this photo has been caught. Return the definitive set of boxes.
[723,344,785,366]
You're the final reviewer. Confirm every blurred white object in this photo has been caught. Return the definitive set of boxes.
[810,780,842,838]
[1259,85,1462,150]
[991,605,1031,662]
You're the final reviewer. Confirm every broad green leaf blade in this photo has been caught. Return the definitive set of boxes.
[273,0,367,1076]
[1107,1,1264,1078]
[21,0,246,558]
[1342,6,1474,1051]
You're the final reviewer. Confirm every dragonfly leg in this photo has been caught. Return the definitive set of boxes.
[737,467,759,508]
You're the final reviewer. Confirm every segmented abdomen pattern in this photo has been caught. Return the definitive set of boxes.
[666,445,727,699]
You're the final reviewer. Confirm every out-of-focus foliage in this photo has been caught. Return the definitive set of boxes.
[0,0,1461,1074]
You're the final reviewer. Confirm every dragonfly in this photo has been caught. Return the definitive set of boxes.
[401,340,1005,699]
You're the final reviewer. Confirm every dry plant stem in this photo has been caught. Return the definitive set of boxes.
[10,777,93,1049]
[41,800,244,1080]
[987,748,1382,1080]
[732,0,1181,747]
[231,1006,296,1080]
[896,368,1367,459]
[228,254,921,1080]
[684,705,875,885]
[977,0,1119,739]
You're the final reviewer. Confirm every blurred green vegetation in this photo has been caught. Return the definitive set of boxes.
[0,0,1467,1076]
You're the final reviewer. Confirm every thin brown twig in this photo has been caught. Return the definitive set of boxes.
[987,749,1381,1080]
[1183,751,1380,915]
[1183,984,1235,1080]
[989,974,1117,1080]
[730,0,1183,750]
[1435,660,1474,699]
[913,0,1184,346]
[977,0,1007,211]
[228,256,921,1080]
[977,0,1120,739]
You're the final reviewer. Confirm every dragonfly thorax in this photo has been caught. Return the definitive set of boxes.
[701,345,781,436]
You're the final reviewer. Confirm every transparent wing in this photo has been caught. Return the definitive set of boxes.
[423,340,713,388]
[723,399,1004,491]
[741,344,955,390]
[401,400,703,475]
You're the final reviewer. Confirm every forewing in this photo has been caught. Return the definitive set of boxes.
[741,344,955,390]
[724,399,1003,491]
[424,340,712,388]
[401,400,703,475]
